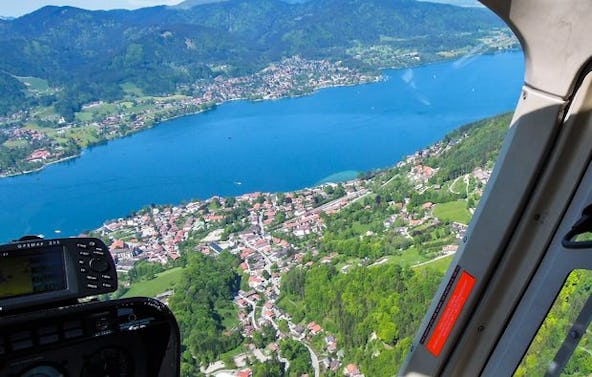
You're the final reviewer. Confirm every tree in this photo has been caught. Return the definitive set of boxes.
[169,252,243,369]
[252,358,284,377]
[225,197,236,208]
[280,339,312,376]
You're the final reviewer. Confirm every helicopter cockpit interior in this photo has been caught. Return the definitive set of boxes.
[1,0,592,377]
[0,237,180,377]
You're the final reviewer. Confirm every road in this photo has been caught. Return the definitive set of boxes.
[302,341,320,377]
[240,205,322,377]
[449,174,470,196]
[239,293,260,330]
[412,251,456,268]
[268,316,319,377]
[315,189,369,213]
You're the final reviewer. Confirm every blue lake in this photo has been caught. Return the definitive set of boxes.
[0,52,524,242]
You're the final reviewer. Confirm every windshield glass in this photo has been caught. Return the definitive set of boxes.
[0,0,522,376]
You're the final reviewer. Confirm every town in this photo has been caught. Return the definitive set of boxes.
[94,134,491,377]
[0,56,377,177]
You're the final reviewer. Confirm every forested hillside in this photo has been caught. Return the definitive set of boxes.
[281,264,444,375]
[0,0,508,116]
[168,251,243,375]
[318,113,512,262]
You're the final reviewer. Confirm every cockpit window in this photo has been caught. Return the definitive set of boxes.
[514,269,592,377]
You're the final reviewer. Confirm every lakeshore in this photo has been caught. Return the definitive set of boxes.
[0,51,523,242]
[0,57,378,178]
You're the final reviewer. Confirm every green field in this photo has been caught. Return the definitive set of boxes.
[76,103,119,122]
[450,176,467,194]
[122,267,184,298]
[433,200,472,224]
[3,139,29,148]
[47,125,101,147]
[414,254,454,273]
[369,247,432,268]
[16,76,50,91]
[121,82,145,97]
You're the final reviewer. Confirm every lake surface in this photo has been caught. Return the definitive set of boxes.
[0,52,524,242]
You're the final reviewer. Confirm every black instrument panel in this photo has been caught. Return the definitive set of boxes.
[0,297,180,377]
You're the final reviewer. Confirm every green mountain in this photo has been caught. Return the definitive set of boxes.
[0,0,505,117]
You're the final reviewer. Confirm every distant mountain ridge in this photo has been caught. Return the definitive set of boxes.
[0,0,504,116]
[175,0,312,8]
[174,0,230,9]
[418,0,483,7]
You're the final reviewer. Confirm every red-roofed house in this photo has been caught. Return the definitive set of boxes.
[236,369,251,377]
[345,364,363,377]
[111,239,125,249]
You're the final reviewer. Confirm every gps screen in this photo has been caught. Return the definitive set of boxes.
[0,247,66,299]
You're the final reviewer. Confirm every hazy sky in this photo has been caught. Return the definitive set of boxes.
[0,0,185,17]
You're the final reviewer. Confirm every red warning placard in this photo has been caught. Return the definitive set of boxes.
[426,270,476,357]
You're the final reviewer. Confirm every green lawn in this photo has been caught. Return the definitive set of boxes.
[3,139,29,148]
[450,177,467,194]
[16,76,50,91]
[371,248,431,268]
[76,103,119,123]
[277,296,301,314]
[219,305,240,329]
[51,126,101,147]
[31,106,57,118]
[414,255,454,273]
[433,200,472,224]
[121,82,145,97]
[122,267,184,298]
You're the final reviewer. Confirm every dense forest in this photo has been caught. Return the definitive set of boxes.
[424,112,512,183]
[280,263,444,375]
[514,270,592,376]
[168,251,243,376]
[0,0,507,117]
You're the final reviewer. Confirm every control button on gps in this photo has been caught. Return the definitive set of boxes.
[79,250,91,257]
[88,241,96,247]
[102,282,113,289]
[10,331,33,351]
[93,249,105,256]
[39,333,59,345]
[64,328,84,339]
[86,275,98,281]
[38,325,59,345]
[101,274,112,280]
[87,283,98,289]
[77,243,88,249]
[89,258,109,273]
[12,339,34,351]
[80,267,88,273]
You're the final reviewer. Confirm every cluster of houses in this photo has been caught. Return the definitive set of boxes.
[99,182,363,271]
[193,56,375,103]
